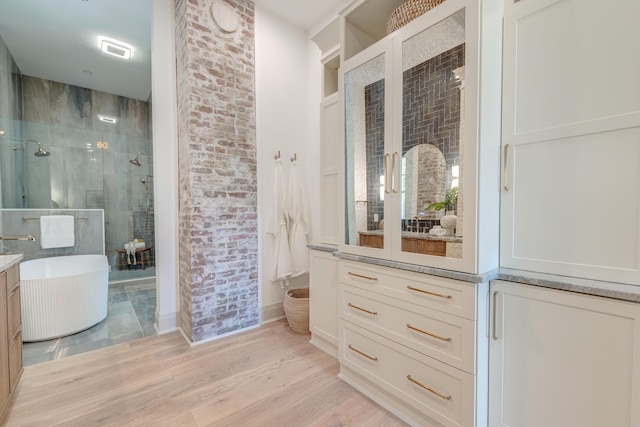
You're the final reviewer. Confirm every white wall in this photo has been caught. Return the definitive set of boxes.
[255,6,322,320]
[151,0,178,334]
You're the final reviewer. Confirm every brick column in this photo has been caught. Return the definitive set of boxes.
[174,0,258,342]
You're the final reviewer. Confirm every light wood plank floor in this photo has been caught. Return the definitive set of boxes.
[3,320,408,426]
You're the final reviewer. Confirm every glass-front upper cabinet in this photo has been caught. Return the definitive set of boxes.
[342,40,393,259]
[340,0,499,273]
[395,9,467,262]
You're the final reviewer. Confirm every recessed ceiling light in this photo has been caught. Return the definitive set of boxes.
[98,115,117,124]
[99,38,132,60]
[0,130,5,136]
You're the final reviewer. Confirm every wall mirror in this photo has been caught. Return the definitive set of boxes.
[399,9,465,258]
[344,52,386,250]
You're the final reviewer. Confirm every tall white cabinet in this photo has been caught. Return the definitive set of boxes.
[333,0,502,424]
[489,281,640,427]
[500,0,640,285]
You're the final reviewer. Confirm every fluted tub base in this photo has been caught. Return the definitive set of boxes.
[20,255,109,342]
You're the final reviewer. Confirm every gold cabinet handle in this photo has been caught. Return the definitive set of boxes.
[391,152,399,193]
[348,272,378,281]
[407,375,452,400]
[348,303,378,316]
[10,327,21,343]
[8,282,20,297]
[503,144,509,191]
[406,285,452,300]
[384,153,390,194]
[348,344,378,361]
[406,324,451,342]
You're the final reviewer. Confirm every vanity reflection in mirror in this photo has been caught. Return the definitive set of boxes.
[344,9,465,259]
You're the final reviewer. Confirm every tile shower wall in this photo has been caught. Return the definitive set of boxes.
[365,44,464,228]
[1,209,104,260]
[0,34,24,218]
[1,73,154,270]
[175,0,258,342]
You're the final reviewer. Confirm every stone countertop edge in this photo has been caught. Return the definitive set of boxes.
[331,252,640,303]
[0,254,24,272]
[308,244,338,253]
[498,268,640,303]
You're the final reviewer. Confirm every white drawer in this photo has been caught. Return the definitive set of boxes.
[340,321,474,427]
[339,261,477,320]
[340,284,476,374]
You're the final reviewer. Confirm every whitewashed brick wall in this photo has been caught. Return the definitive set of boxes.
[174,0,258,342]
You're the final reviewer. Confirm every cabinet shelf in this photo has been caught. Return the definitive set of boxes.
[342,0,405,61]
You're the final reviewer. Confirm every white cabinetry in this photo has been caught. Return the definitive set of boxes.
[339,0,501,274]
[338,260,488,426]
[489,280,640,427]
[500,0,640,284]
[319,92,341,246]
[309,249,339,357]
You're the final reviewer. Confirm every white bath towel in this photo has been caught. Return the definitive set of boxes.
[266,159,293,282]
[285,160,311,277]
[40,215,75,249]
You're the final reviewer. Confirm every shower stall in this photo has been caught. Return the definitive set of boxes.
[0,76,155,281]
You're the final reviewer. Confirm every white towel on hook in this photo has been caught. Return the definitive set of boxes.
[40,215,75,249]
[266,159,293,282]
[285,160,311,277]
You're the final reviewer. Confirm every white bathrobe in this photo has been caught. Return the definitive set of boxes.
[285,161,311,277]
[266,159,293,282]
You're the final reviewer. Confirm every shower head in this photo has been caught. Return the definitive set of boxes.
[24,139,51,157]
[129,153,142,166]
[34,144,50,157]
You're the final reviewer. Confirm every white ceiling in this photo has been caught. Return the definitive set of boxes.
[0,0,152,101]
[0,0,347,102]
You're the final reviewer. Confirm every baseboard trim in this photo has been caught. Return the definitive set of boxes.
[262,302,285,324]
[155,309,178,335]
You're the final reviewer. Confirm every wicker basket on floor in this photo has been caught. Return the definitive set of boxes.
[284,287,310,333]
[386,0,445,34]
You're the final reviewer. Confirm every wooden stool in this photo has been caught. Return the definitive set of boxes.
[116,246,153,270]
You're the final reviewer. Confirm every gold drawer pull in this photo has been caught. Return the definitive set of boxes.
[407,285,452,300]
[407,375,452,400]
[8,283,20,298]
[348,344,378,361]
[406,324,451,342]
[348,272,378,281]
[10,327,21,343]
[348,303,378,316]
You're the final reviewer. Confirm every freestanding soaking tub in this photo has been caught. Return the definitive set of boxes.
[20,254,109,341]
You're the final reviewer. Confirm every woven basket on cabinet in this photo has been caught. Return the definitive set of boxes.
[386,0,445,35]
[284,287,310,333]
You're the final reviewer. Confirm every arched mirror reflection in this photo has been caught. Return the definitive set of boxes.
[400,9,465,258]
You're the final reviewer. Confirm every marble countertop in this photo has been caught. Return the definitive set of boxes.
[330,251,640,303]
[0,254,23,272]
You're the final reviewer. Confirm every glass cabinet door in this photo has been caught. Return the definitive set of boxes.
[343,47,390,254]
[397,9,466,260]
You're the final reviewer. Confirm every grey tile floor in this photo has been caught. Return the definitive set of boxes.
[22,278,157,367]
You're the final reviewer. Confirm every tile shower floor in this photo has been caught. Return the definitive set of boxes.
[22,278,157,367]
